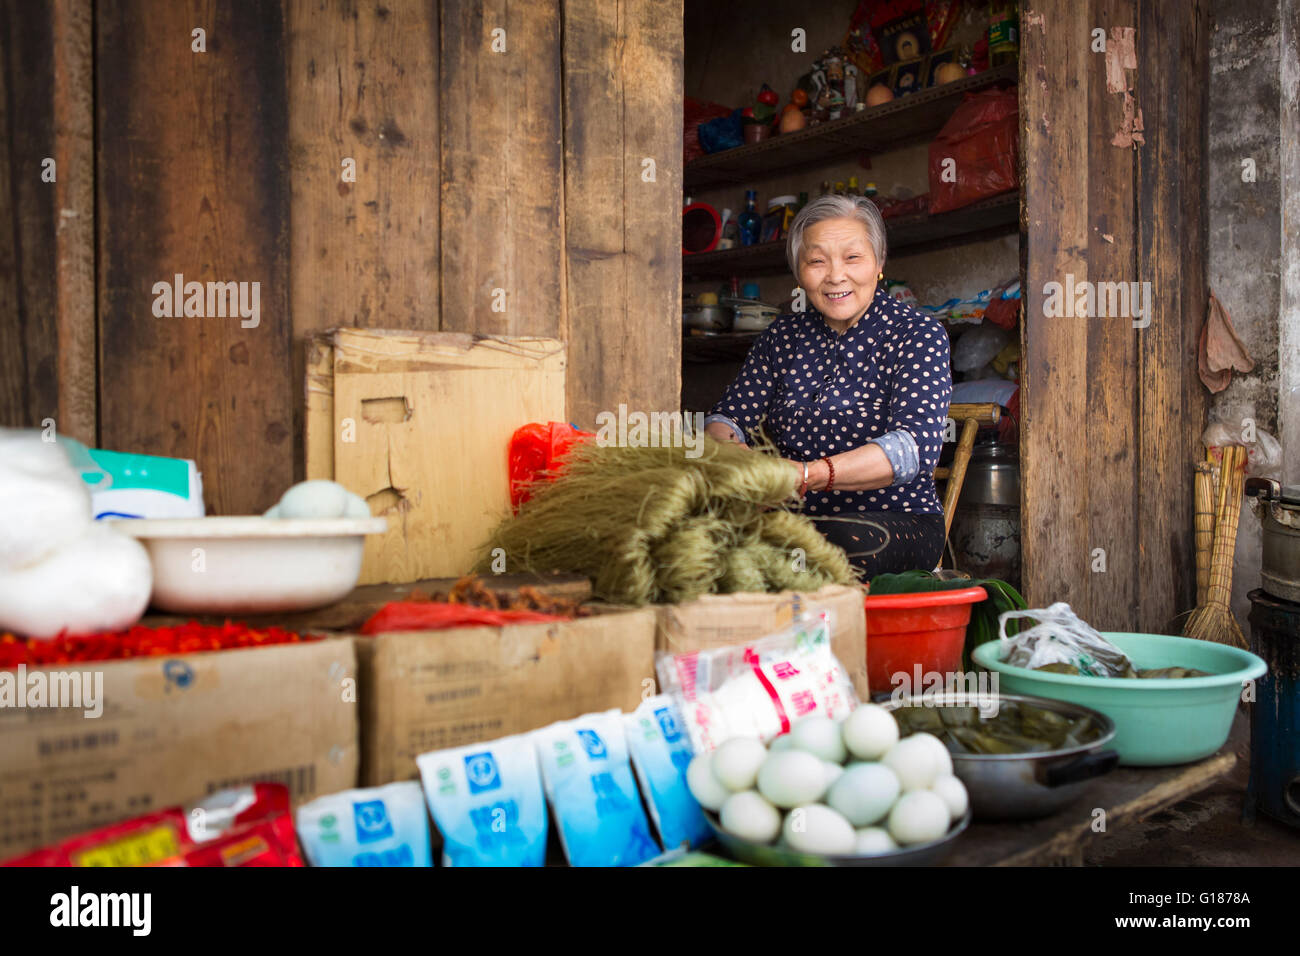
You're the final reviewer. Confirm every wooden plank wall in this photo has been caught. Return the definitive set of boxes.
[1020,0,1208,631]
[0,1,682,514]
[0,3,59,432]
[97,1,294,517]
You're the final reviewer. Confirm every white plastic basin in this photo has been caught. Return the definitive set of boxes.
[111,516,388,614]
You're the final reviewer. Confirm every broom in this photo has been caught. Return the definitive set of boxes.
[1183,444,1247,647]
[1193,462,1215,605]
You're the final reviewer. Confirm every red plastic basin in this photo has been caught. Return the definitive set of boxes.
[863,586,987,694]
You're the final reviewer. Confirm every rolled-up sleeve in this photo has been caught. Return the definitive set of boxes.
[707,328,778,445]
[883,317,952,480]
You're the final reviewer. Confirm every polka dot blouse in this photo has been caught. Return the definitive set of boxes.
[708,286,952,515]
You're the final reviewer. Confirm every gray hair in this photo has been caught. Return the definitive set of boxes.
[786,194,887,277]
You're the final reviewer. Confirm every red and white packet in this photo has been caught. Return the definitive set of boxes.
[655,612,858,754]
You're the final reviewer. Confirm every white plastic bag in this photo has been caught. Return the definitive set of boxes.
[656,613,858,753]
[997,602,1133,677]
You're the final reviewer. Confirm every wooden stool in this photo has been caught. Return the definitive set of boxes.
[935,402,1002,544]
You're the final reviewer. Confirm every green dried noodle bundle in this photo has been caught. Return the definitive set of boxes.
[476,436,859,604]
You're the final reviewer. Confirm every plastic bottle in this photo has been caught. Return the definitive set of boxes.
[738,190,762,246]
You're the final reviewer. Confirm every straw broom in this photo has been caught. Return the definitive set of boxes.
[1183,444,1247,647]
[1193,462,1215,605]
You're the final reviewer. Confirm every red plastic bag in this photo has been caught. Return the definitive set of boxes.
[508,421,593,510]
[361,601,570,635]
[928,86,1019,214]
[2,783,302,867]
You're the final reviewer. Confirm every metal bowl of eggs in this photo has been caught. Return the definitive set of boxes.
[702,807,970,867]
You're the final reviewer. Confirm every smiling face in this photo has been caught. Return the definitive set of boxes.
[797,217,880,326]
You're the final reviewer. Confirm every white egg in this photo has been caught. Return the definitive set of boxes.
[822,760,845,790]
[841,704,900,761]
[719,791,781,844]
[908,732,954,778]
[881,736,940,791]
[789,715,847,764]
[782,804,856,855]
[342,492,372,518]
[711,737,768,792]
[887,790,951,846]
[769,733,795,751]
[930,774,969,822]
[826,763,902,827]
[854,826,899,855]
[686,753,730,812]
[756,750,828,808]
[276,480,350,519]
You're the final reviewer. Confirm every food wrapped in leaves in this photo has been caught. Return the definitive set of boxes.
[1136,667,1212,679]
[894,701,1102,755]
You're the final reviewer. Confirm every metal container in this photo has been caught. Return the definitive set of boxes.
[1247,588,1300,828]
[1245,478,1300,603]
[950,440,1021,588]
[683,304,731,333]
[883,692,1119,820]
[703,809,970,867]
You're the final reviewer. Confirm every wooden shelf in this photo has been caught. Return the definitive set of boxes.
[682,331,760,363]
[682,191,1019,281]
[684,63,1017,192]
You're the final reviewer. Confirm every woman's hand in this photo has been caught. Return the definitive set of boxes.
[705,421,744,444]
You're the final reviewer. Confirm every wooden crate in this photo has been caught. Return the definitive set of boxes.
[306,329,565,584]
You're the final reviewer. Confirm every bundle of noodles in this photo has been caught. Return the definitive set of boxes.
[475,437,858,605]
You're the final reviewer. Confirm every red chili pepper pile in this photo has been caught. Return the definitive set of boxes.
[0,621,316,670]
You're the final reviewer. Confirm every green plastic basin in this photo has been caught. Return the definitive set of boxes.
[972,632,1267,766]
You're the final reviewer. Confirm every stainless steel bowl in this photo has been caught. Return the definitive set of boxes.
[703,809,970,867]
[883,692,1119,821]
[683,304,732,332]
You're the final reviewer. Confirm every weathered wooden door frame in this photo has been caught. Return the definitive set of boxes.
[1019,1,1208,632]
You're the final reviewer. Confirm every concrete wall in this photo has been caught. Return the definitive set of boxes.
[1208,0,1298,624]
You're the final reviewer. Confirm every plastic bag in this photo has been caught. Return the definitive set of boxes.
[295,781,433,867]
[624,696,712,851]
[532,710,660,867]
[685,97,734,165]
[415,733,548,867]
[656,613,858,753]
[4,784,302,867]
[952,323,1012,372]
[508,421,593,510]
[360,601,569,634]
[929,87,1019,214]
[997,603,1133,677]
[697,110,744,154]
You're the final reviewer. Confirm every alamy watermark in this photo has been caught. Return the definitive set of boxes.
[0,665,103,719]
[889,666,1001,717]
[151,273,260,328]
[594,404,706,459]
[1042,273,1151,328]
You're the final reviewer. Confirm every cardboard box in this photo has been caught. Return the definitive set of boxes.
[355,607,657,786]
[653,585,868,699]
[0,638,359,861]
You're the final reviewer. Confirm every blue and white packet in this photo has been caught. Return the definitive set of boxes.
[624,695,712,851]
[295,781,433,867]
[415,733,548,867]
[533,710,661,867]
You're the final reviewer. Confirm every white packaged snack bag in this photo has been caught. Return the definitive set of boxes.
[656,612,858,753]
[624,696,712,850]
[296,781,432,867]
[416,732,548,867]
[532,710,661,867]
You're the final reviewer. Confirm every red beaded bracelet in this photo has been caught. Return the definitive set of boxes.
[822,455,835,492]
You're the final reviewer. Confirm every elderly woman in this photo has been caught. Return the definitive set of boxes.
[704,194,952,577]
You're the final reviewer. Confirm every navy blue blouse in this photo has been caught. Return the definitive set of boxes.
[707,286,952,515]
